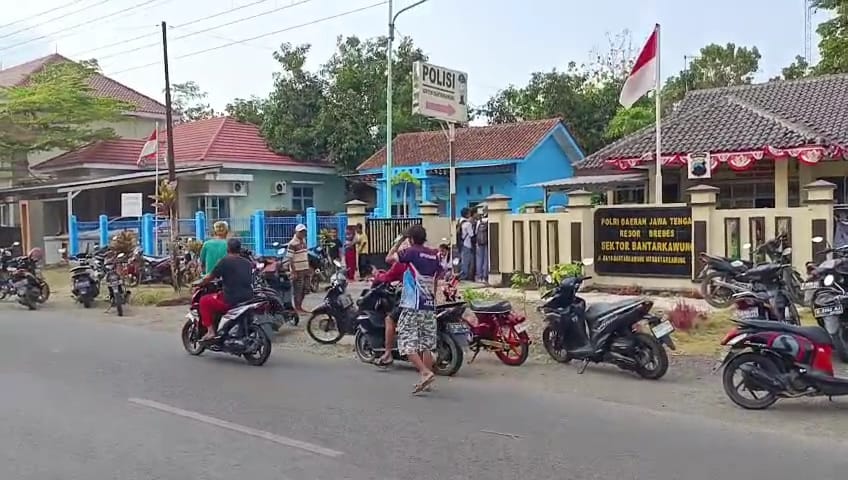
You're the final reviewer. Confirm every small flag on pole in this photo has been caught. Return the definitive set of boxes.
[137,128,159,167]
[619,25,659,109]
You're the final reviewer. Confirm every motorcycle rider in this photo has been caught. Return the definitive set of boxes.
[195,238,254,342]
[373,239,409,368]
[199,221,229,274]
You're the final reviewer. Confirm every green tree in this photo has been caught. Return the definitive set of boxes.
[261,43,328,162]
[225,96,265,125]
[0,60,130,161]
[661,43,761,107]
[774,55,812,80]
[812,0,848,74]
[170,81,216,123]
[604,102,654,139]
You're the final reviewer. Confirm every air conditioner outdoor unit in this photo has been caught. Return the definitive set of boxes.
[272,180,287,195]
[232,181,246,194]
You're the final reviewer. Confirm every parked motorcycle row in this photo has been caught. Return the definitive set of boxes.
[698,233,848,409]
[61,244,131,316]
[0,242,50,310]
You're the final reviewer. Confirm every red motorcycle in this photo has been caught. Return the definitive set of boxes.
[464,300,531,366]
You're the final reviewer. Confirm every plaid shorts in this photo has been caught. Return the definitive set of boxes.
[397,308,437,356]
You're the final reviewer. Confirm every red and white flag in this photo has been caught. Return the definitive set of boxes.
[619,25,659,109]
[137,127,158,167]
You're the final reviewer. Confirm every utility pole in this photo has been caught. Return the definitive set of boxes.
[161,21,176,183]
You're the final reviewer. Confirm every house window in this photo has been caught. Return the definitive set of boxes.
[292,186,314,211]
[614,187,645,205]
[196,196,230,221]
[0,204,16,226]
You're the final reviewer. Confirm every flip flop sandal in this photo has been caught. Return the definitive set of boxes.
[372,357,394,368]
[412,373,435,394]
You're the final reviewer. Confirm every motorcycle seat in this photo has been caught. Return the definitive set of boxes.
[469,300,512,313]
[738,319,832,345]
[585,299,645,322]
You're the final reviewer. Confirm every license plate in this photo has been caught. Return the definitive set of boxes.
[75,280,90,288]
[814,305,844,317]
[735,307,760,320]
[514,322,529,333]
[651,320,675,338]
[446,322,468,334]
[712,346,732,374]
[801,281,820,290]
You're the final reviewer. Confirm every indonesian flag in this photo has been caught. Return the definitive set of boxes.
[619,25,659,109]
[137,128,158,167]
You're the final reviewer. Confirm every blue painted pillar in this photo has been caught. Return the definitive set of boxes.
[253,210,266,255]
[141,213,154,255]
[421,177,429,202]
[249,212,261,253]
[69,215,79,256]
[194,211,207,241]
[98,214,109,247]
[376,178,386,217]
[306,207,318,248]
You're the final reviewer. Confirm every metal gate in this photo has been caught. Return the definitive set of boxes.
[364,217,423,269]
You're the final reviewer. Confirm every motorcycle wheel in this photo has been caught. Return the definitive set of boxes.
[82,297,93,309]
[632,333,669,380]
[115,292,124,317]
[243,324,272,366]
[36,282,50,303]
[542,326,571,363]
[699,272,734,308]
[181,320,206,356]
[306,313,344,344]
[495,332,530,366]
[721,352,779,410]
[433,332,463,376]
[354,330,377,363]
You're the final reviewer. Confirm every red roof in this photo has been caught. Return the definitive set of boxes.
[0,54,166,116]
[356,118,562,171]
[34,117,322,170]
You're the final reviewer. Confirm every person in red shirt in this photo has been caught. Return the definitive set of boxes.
[372,244,408,367]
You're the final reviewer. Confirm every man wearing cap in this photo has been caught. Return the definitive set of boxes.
[195,238,255,342]
[285,224,311,312]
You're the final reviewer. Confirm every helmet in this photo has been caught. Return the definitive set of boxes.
[28,247,43,262]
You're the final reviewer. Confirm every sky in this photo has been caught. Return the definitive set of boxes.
[0,0,832,121]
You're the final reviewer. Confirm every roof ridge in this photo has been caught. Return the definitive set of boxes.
[93,71,167,112]
[725,95,828,143]
[684,72,848,98]
[200,116,229,161]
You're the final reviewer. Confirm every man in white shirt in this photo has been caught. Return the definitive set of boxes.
[459,208,474,280]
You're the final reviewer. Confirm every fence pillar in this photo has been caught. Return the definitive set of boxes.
[69,215,80,256]
[345,200,367,233]
[306,207,318,248]
[484,194,511,285]
[98,214,109,247]
[687,185,719,280]
[252,210,266,254]
[195,211,207,241]
[141,213,155,255]
[566,190,595,268]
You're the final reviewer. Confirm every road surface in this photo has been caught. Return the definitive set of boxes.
[1,309,846,480]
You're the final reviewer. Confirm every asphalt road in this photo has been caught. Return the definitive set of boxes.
[2,309,848,480]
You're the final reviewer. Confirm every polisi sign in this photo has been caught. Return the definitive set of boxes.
[412,61,468,124]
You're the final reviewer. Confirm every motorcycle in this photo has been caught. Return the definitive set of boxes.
[103,252,130,316]
[306,265,358,344]
[697,234,806,308]
[353,281,469,376]
[464,297,532,366]
[181,280,275,366]
[254,243,300,329]
[715,316,848,410]
[805,245,848,361]
[8,248,47,310]
[539,259,675,379]
[65,248,103,308]
[728,260,801,325]
[0,242,46,302]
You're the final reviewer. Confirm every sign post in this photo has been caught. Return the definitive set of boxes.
[412,61,468,228]
[121,193,143,218]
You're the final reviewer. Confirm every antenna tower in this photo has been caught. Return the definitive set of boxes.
[804,0,813,64]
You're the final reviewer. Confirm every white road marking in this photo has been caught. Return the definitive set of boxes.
[128,397,344,458]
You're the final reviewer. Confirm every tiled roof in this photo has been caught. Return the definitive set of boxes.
[0,54,167,116]
[33,117,325,170]
[576,74,848,169]
[356,118,562,171]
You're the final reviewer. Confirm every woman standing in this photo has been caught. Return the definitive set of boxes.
[344,226,357,280]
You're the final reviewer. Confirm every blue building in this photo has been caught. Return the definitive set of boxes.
[354,118,584,216]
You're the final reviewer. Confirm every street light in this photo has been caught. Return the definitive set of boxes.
[384,0,428,218]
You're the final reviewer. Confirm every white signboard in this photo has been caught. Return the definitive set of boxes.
[412,61,468,124]
[121,193,143,217]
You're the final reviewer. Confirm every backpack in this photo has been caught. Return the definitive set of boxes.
[476,220,488,246]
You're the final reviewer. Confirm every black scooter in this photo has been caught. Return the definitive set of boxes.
[306,270,358,344]
[540,260,675,379]
[353,282,469,376]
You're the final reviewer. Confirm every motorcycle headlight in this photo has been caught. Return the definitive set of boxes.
[824,274,835,287]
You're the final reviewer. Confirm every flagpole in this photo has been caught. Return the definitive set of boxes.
[654,23,663,205]
[154,121,160,255]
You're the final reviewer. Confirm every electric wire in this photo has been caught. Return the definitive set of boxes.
[70,0,277,58]
[94,0,315,62]
[0,0,90,31]
[0,0,164,52]
[0,0,115,40]
[107,1,386,76]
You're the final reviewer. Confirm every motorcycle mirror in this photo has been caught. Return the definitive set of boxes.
[12,241,20,246]
[276,248,286,256]
[581,258,594,266]
[782,247,792,255]
[742,243,752,250]
[812,236,824,243]
[825,274,835,287]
